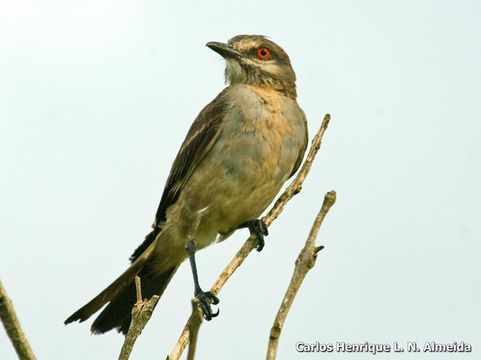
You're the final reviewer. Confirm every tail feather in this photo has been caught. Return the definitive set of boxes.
[91,266,178,334]
[64,239,157,327]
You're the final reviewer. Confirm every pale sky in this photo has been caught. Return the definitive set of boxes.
[1,1,480,359]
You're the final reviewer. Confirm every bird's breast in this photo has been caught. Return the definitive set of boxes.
[165,84,307,250]
[219,85,305,181]
[193,85,306,232]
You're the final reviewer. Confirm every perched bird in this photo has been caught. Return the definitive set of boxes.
[64,34,308,334]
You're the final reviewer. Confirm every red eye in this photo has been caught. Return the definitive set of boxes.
[256,47,271,60]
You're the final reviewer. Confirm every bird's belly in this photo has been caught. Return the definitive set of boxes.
[181,127,300,245]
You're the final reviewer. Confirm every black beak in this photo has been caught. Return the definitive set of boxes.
[206,42,242,59]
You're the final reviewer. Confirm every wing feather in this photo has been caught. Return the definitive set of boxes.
[130,90,228,261]
[288,111,308,178]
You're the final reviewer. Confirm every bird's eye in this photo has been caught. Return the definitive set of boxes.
[256,47,271,60]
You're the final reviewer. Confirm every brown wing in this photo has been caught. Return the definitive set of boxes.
[130,90,228,261]
[288,110,308,179]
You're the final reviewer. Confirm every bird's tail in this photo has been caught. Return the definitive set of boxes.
[91,266,178,334]
[64,236,178,334]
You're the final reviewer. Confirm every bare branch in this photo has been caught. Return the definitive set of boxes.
[0,279,36,360]
[166,301,203,360]
[167,114,332,359]
[266,191,336,360]
[118,276,159,360]
[186,300,203,360]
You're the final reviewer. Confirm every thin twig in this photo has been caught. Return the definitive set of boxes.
[266,191,336,360]
[186,300,203,360]
[0,279,36,360]
[118,276,160,360]
[165,301,203,360]
[135,275,142,304]
[167,114,331,359]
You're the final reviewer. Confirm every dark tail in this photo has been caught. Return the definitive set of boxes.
[90,266,178,334]
[64,232,177,334]
[64,262,178,335]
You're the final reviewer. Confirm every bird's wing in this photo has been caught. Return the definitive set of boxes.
[288,110,308,178]
[154,93,228,226]
[130,90,228,261]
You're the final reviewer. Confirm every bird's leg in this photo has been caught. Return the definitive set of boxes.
[238,219,269,252]
[185,240,219,320]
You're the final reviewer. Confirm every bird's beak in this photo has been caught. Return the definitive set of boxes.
[206,42,242,59]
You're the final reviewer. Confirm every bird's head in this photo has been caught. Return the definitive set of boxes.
[207,35,297,98]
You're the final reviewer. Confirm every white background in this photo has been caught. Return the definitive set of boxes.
[1,1,480,359]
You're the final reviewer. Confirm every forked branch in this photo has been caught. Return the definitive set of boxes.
[118,276,159,360]
[266,190,336,359]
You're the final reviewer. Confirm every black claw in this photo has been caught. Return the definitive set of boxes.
[256,237,265,252]
[206,291,220,305]
[195,289,220,320]
[240,219,269,252]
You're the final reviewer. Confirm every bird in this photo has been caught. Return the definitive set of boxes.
[64,34,308,335]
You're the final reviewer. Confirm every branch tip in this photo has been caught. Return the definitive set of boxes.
[324,190,336,207]
[134,276,142,304]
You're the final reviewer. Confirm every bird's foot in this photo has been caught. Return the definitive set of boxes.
[195,289,219,321]
[240,219,269,252]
